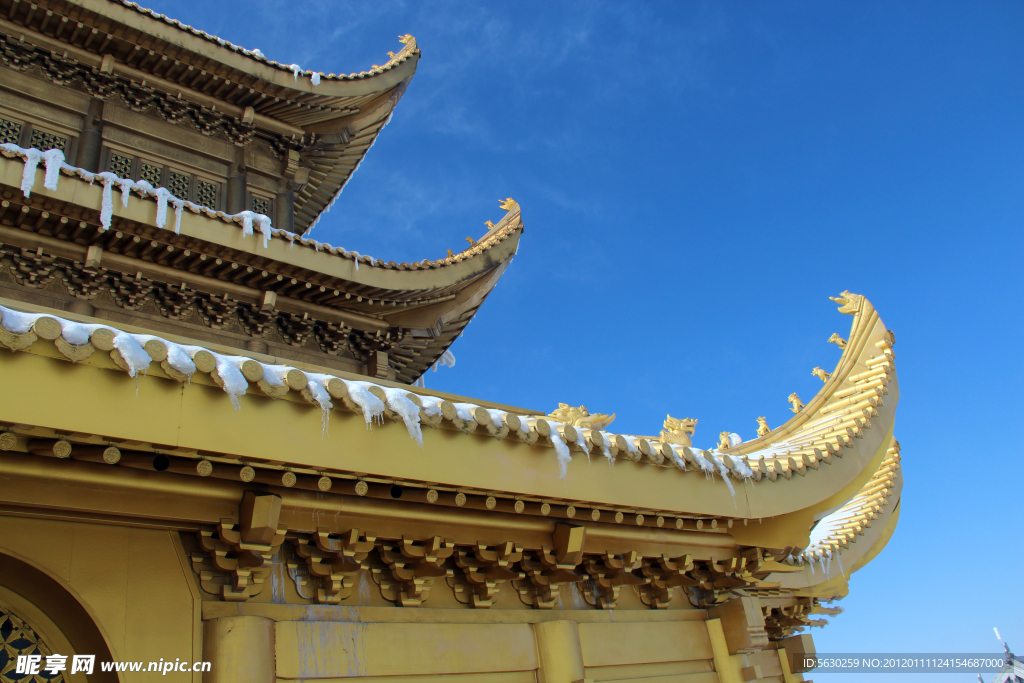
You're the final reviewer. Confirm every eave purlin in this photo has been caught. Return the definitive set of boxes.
[0,452,741,561]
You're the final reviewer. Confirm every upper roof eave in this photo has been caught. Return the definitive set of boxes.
[68,0,421,98]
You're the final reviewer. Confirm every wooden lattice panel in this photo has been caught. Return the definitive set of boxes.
[107,153,133,179]
[196,179,218,208]
[28,129,66,152]
[167,170,190,199]
[139,162,162,186]
[252,195,271,216]
[0,118,21,146]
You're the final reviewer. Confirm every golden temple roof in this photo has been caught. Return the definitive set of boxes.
[0,0,423,233]
[0,288,900,534]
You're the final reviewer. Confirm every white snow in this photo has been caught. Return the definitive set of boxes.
[164,343,196,377]
[311,72,321,86]
[709,453,736,498]
[381,387,423,447]
[541,420,572,479]
[0,306,40,334]
[667,445,686,469]
[728,432,742,448]
[417,395,444,418]
[432,348,456,372]
[210,354,250,410]
[42,149,63,190]
[452,402,476,422]
[290,63,302,80]
[97,172,118,231]
[18,147,41,197]
[304,372,335,436]
[343,380,386,426]
[0,143,390,267]
[598,431,615,467]
[111,333,152,378]
[154,187,172,229]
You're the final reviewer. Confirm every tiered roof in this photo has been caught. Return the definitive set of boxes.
[0,0,420,232]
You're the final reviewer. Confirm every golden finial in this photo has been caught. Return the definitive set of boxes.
[465,237,476,246]
[812,367,831,382]
[830,290,864,315]
[828,333,847,349]
[756,417,770,437]
[499,197,517,211]
[718,432,731,450]
[446,249,453,258]
[387,51,396,58]
[484,220,495,229]
[399,34,415,44]
[544,403,616,430]
[661,415,697,446]
[788,393,804,414]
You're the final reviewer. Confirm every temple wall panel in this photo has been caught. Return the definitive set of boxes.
[0,515,199,681]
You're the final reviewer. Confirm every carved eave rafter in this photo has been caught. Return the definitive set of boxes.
[0,0,421,232]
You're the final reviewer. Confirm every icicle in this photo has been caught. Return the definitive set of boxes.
[305,373,335,438]
[713,456,736,499]
[572,427,591,464]
[42,149,64,191]
[239,211,254,238]
[97,172,118,231]
[598,431,615,467]
[695,451,716,479]
[171,199,184,234]
[290,63,302,80]
[19,148,42,197]
[254,214,272,247]
[349,250,361,271]
[543,420,572,479]
[118,178,133,206]
[153,187,172,228]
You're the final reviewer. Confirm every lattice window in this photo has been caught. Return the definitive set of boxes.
[0,117,21,145]
[196,179,218,209]
[251,195,271,216]
[139,162,162,186]
[0,603,66,682]
[167,170,190,199]
[29,129,67,152]
[108,153,133,179]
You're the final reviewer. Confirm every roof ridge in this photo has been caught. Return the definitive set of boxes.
[115,1,419,82]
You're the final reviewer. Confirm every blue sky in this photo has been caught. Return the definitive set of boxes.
[148,1,1022,679]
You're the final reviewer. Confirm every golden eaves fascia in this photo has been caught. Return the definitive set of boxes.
[0,290,899,523]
